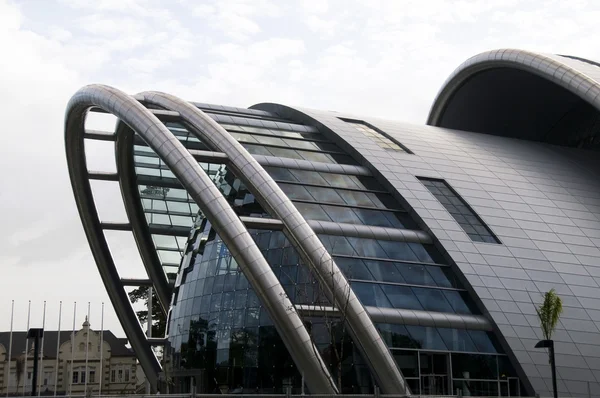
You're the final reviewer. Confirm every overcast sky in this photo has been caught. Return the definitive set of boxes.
[1,0,598,337]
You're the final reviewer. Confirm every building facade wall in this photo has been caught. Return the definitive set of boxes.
[0,324,137,395]
[282,108,600,398]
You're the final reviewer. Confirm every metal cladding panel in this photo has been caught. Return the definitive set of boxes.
[290,108,600,398]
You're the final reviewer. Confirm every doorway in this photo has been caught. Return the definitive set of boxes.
[420,352,449,395]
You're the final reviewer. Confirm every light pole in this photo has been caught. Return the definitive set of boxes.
[27,328,44,397]
[535,339,557,398]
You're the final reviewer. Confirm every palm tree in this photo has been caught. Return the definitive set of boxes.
[536,289,563,341]
[535,289,563,398]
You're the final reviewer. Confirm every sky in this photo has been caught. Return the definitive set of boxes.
[1,0,599,337]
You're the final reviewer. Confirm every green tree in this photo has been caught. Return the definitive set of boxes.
[128,286,167,337]
[536,289,563,341]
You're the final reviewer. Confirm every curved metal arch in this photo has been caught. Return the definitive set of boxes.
[427,48,600,126]
[137,91,409,395]
[65,85,338,394]
[115,121,171,314]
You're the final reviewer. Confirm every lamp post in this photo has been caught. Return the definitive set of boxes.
[535,339,557,398]
[27,328,44,397]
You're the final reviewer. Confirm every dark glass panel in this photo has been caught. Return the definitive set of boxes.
[264,166,296,182]
[469,331,498,354]
[378,324,420,349]
[398,263,436,286]
[427,266,455,288]
[339,190,374,207]
[364,260,405,283]
[242,144,272,156]
[413,288,454,313]
[305,185,345,204]
[347,237,388,258]
[452,353,498,380]
[378,240,419,262]
[290,169,328,185]
[334,257,373,280]
[405,326,448,351]
[279,184,314,201]
[438,328,478,352]
[319,235,356,256]
[298,150,334,163]
[408,242,435,262]
[322,205,363,224]
[267,146,304,160]
[381,285,422,310]
[443,290,474,314]
[392,350,419,378]
[351,282,391,307]
[352,208,397,228]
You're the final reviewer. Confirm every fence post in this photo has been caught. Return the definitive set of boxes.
[286,385,291,398]
[374,385,380,398]
[457,388,463,397]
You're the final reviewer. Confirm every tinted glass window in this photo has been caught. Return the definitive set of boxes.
[352,282,391,307]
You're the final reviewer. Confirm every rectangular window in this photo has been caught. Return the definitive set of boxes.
[118,369,123,382]
[72,371,78,384]
[89,371,95,383]
[80,371,86,384]
[124,369,130,382]
[418,178,500,244]
[110,370,116,383]
[339,117,412,153]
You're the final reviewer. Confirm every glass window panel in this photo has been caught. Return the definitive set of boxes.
[378,324,420,349]
[381,285,422,310]
[264,166,297,182]
[419,178,500,244]
[294,202,331,222]
[351,282,391,307]
[378,241,419,262]
[408,243,435,263]
[398,263,436,286]
[427,267,455,288]
[266,146,303,160]
[290,169,328,185]
[298,150,334,163]
[242,144,272,156]
[347,237,388,258]
[326,174,360,189]
[405,325,447,350]
[468,330,498,353]
[305,186,345,204]
[392,350,419,378]
[364,260,405,283]
[452,353,498,380]
[319,235,355,256]
[334,257,373,280]
[339,190,374,207]
[413,287,454,312]
[352,208,394,228]
[443,291,473,314]
[322,205,363,224]
[438,328,478,352]
[279,184,314,201]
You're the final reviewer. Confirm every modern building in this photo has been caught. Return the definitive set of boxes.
[0,320,139,395]
[66,49,600,397]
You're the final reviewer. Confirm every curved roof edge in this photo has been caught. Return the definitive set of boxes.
[427,48,600,126]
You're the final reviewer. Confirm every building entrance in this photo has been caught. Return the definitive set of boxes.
[420,352,449,395]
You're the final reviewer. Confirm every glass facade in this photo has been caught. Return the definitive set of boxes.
[418,178,500,244]
[129,104,522,395]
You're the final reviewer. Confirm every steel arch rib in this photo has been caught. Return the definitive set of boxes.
[138,91,409,395]
[115,121,171,315]
[427,48,600,126]
[65,85,337,395]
